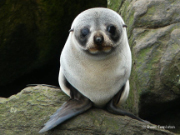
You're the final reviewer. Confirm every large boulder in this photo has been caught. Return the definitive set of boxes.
[0,86,175,135]
[108,0,180,133]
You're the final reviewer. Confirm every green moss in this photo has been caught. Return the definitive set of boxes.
[120,0,131,20]
[137,47,151,66]
[147,5,156,15]
[107,0,122,12]
[137,30,150,41]
[127,10,135,37]
[0,86,68,135]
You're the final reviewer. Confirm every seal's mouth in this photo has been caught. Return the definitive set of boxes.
[83,45,116,58]
[88,46,112,54]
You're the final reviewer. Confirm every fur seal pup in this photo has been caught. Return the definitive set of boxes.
[39,7,148,133]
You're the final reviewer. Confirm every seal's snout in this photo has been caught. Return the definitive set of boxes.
[88,32,113,54]
[94,34,104,45]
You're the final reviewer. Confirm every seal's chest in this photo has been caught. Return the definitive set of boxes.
[65,61,126,106]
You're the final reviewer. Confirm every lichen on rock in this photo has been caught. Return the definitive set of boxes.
[0,86,175,135]
[108,0,180,134]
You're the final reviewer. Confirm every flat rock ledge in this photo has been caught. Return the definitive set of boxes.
[0,85,176,135]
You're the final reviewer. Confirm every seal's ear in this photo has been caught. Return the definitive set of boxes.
[123,24,127,28]
[69,28,74,32]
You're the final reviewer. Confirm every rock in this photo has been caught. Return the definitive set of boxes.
[0,86,175,135]
[108,0,180,134]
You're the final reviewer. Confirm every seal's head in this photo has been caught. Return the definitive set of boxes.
[69,8,128,57]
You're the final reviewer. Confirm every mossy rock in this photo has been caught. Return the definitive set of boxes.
[0,85,175,135]
[108,0,180,134]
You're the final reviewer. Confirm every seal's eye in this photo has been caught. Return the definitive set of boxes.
[107,25,116,35]
[81,28,90,37]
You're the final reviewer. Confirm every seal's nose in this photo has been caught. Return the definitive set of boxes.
[94,35,104,45]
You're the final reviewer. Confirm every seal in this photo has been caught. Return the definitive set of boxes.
[39,7,148,133]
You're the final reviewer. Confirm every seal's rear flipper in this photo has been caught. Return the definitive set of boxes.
[39,97,92,133]
[106,99,149,123]
[106,83,150,123]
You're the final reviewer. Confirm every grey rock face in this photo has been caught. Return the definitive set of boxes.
[108,0,180,133]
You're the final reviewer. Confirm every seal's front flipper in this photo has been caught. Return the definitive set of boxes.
[39,96,92,133]
[106,83,149,123]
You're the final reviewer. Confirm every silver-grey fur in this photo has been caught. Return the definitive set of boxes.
[59,8,131,107]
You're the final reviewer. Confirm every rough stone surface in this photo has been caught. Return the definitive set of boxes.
[108,0,180,134]
[0,86,175,135]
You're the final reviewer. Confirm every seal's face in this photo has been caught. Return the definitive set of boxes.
[71,8,125,55]
[75,25,120,54]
